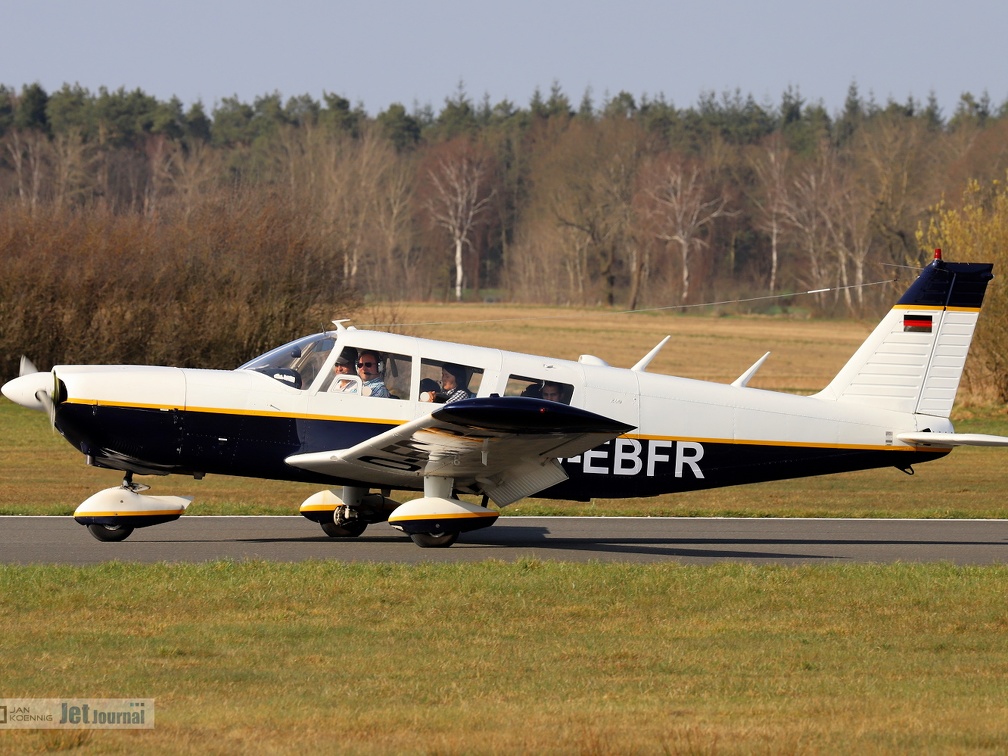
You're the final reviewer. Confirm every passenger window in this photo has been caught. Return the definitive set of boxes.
[381,352,412,400]
[505,375,573,404]
[419,359,483,403]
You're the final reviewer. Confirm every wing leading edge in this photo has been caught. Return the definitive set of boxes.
[285,397,636,506]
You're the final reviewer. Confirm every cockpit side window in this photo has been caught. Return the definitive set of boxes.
[350,349,411,399]
[312,346,413,399]
[239,334,337,390]
[318,346,362,394]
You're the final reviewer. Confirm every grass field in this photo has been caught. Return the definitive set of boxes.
[2,561,1008,754]
[3,308,1007,753]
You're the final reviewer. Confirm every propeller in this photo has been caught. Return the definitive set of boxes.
[2,357,57,427]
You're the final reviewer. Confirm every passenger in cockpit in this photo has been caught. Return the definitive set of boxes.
[439,363,473,403]
[540,381,564,402]
[328,347,359,392]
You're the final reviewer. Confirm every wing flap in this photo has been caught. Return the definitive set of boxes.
[477,459,569,506]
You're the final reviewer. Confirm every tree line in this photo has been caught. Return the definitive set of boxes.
[2,81,1008,380]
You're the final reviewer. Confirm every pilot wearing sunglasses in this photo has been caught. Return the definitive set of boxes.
[356,349,391,398]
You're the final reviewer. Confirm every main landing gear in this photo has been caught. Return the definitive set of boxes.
[300,487,398,539]
[386,477,498,548]
[300,480,499,548]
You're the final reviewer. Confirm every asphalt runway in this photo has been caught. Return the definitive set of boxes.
[3,515,1008,566]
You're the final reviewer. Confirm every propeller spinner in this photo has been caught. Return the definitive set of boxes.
[2,357,56,422]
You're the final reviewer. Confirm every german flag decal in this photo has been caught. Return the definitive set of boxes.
[903,314,933,333]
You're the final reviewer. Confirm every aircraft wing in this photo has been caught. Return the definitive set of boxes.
[285,397,636,506]
[897,432,1008,448]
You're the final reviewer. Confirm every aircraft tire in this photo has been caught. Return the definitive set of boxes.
[409,531,459,548]
[320,521,367,538]
[86,524,135,542]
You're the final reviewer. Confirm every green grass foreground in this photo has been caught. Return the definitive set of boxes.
[2,561,1007,754]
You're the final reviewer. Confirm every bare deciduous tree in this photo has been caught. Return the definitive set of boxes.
[536,119,642,306]
[748,135,791,294]
[5,129,47,211]
[643,154,731,304]
[309,128,402,288]
[167,140,221,222]
[823,155,874,314]
[51,130,94,210]
[342,129,401,288]
[424,140,496,301]
[142,133,178,217]
[782,142,837,297]
[376,161,418,299]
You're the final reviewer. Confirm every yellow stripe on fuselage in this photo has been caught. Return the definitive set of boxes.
[63,398,397,425]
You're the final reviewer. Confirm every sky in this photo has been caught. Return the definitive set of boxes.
[4,0,1007,119]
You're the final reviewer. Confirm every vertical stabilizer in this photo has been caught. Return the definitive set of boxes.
[815,253,994,418]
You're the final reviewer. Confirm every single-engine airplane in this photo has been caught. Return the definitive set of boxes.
[5,250,1008,547]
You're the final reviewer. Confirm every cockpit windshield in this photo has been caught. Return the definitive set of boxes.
[238,333,337,390]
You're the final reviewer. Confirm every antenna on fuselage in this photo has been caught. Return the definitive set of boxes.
[631,336,671,373]
[731,352,771,388]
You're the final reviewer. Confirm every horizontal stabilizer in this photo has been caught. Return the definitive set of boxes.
[897,432,1008,448]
